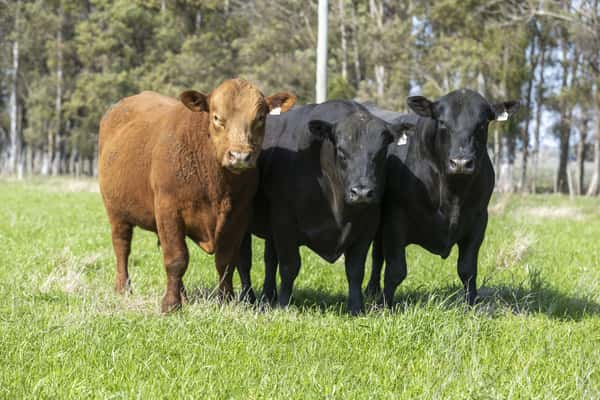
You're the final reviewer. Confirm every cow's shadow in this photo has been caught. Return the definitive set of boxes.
[292,284,600,321]
[185,283,600,321]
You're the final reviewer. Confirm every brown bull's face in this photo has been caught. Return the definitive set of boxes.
[180,79,296,173]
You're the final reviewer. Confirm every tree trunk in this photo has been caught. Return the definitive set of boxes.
[520,34,537,192]
[51,6,64,176]
[369,0,385,101]
[339,0,348,81]
[587,83,600,196]
[576,118,588,195]
[494,125,501,182]
[555,41,574,194]
[350,0,361,86]
[8,2,21,176]
[375,65,385,100]
[531,41,546,194]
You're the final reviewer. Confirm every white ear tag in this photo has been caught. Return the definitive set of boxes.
[397,134,408,146]
[496,111,509,121]
[269,107,281,115]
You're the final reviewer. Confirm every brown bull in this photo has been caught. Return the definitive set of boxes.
[98,79,295,312]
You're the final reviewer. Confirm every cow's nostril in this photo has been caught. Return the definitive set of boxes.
[465,159,474,170]
[228,151,252,164]
[449,160,457,169]
[365,189,374,198]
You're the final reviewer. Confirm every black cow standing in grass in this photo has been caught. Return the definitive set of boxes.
[236,101,408,315]
[364,89,519,306]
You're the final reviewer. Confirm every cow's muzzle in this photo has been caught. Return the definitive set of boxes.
[225,150,255,172]
[347,185,376,204]
[448,158,475,175]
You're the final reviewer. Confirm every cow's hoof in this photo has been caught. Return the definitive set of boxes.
[161,294,182,313]
[239,287,257,304]
[114,277,132,294]
[261,288,277,305]
[364,283,381,299]
[180,286,189,305]
[348,305,365,316]
[218,290,234,303]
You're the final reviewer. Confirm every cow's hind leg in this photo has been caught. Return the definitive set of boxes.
[261,239,278,304]
[365,227,384,298]
[156,211,189,313]
[109,217,133,294]
[275,241,300,309]
[237,233,256,303]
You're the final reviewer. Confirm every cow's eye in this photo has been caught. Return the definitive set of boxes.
[255,115,265,127]
[213,114,224,126]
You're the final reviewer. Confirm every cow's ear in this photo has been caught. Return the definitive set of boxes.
[491,100,520,122]
[407,96,435,118]
[385,116,417,144]
[308,120,335,143]
[180,90,209,112]
[265,92,297,115]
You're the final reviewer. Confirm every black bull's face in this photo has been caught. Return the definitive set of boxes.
[308,112,405,205]
[407,89,520,176]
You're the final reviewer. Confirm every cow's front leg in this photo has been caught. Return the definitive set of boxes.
[365,227,384,299]
[216,253,235,302]
[457,211,488,305]
[344,238,370,315]
[155,210,189,313]
[261,239,279,304]
[236,233,256,304]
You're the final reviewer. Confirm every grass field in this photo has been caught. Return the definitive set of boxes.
[1,179,600,398]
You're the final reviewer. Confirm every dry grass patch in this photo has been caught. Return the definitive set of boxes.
[519,205,584,221]
[40,247,103,294]
[495,230,535,270]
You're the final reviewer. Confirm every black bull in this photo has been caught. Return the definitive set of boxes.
[365,89,519,305]
[234,100,408,314]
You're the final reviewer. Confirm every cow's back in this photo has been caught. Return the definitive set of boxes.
[99,91,181,230]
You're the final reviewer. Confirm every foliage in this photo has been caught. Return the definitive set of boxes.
[0,0,599,194]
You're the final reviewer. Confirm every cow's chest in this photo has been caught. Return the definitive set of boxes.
[299,208,375,263]
[185,192,251,260]
[408,203,473,258]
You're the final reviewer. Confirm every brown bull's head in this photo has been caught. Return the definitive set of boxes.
[180,79,296,173]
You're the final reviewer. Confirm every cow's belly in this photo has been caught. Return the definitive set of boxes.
[99,142,156,230]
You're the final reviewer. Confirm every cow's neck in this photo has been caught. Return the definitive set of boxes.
[310,141,358,233]
[183,113,253,205]
[410,130,472,228]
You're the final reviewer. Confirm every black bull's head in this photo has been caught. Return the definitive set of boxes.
[406,89,520,176]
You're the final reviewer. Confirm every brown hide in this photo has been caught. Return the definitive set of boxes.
[98,79,295,312]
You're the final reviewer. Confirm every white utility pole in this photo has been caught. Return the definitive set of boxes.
[316,0,328,103]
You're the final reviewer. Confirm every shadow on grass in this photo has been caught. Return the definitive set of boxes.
[184,282,600,321]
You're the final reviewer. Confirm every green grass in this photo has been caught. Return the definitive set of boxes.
[1,179,600,399]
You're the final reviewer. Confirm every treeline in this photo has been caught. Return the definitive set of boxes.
[0,0,599,194]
